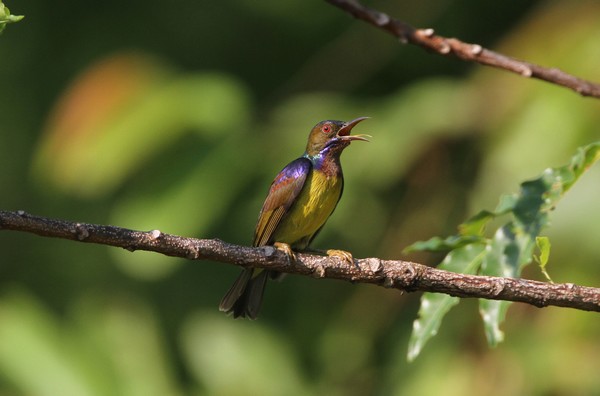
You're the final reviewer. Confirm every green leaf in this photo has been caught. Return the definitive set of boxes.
[535,236,553,283]
[563,142,600,193]
[406,141,600,351]
[458,210,495,236]
[478,143,600,346]
[478,225,520,346]
[404,235,484,253]
[0,2,24,34]
[479,181,549,346]
[494,194,518,214]
[407,244,486,361]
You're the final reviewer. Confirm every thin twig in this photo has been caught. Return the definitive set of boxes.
[1,210,599,312]
[326,0,600,99]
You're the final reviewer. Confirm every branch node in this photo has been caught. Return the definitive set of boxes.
[149,229,162,240]
[313,264,326,278]
[365,257,383,273]
[399,264,419,290]
[491,278,506,296]
[420,28,435,37]
[565,283,577,292]
[471,44,483,55]
[263,246,277,257]
[72,223,90,241]
[186,246,200,260]
[438,41,451,54]
[383,276,395,288]
[373,12,390,27]
[520,66,533,77]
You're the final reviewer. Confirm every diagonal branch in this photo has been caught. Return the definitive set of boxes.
[1,210,599,312]
[326,0,600,99]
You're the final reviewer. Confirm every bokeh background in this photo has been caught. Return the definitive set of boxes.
[1,0,600,395]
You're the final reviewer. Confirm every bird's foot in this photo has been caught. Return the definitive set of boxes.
[274,242,296,263]
[326,249,357,268]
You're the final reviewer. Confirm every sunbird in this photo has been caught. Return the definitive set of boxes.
[219,117,370,319]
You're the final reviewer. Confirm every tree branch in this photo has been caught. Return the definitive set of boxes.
[326,0,600,99]
[1,210,599,312]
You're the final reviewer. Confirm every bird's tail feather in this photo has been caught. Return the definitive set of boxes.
[219,269,269,319]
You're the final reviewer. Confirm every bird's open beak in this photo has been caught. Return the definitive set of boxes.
[337,116,371,142]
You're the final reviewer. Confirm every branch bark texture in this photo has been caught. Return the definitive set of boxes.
[326,0,600,99]
[1,210,599,312]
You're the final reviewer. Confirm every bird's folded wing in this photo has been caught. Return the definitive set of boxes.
[253,157,311,247]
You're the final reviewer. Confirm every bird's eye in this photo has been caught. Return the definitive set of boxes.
[321,124,331,133]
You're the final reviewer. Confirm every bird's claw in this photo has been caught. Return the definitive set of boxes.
[326,249,357,267]
[274,242,296,263]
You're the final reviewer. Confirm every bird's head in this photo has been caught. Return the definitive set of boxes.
[305,117,370,158]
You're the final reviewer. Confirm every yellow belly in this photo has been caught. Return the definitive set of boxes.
[272,170,342,248]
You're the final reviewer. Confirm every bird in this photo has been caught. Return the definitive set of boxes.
[219,117,370,319]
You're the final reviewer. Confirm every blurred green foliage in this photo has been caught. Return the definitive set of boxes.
[1,0,600,395]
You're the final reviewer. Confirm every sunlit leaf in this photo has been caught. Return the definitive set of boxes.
[494,194,518,214]
[458,210,495,236]
[535,236,553,283]
[563,142,600,193]
[407,141,600,352]
[478,225,519,346]
[535,236,550,268]
[479,142,600,346]
[0,2,24,34]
